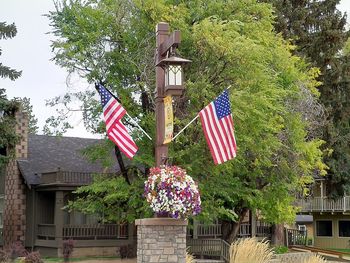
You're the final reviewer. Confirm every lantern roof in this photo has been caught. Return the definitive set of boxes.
[156,55,191,67]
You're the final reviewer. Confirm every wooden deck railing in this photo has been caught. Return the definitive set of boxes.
[37,224,56,240]
[63,224,128,240]
[256,221,272,237]
[197,223,222,238]
[37,223,128,240]
[238,222,272,238]
[297,196,350,212]
[191,221,271,239]
[187,238,225,260]
[40,171,114,185]
[238,223,250,237]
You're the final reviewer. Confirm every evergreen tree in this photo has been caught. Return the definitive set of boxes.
[267,0,350,196]
[0,22,21,80]
[17,97,39,134]
[0,22,21,167]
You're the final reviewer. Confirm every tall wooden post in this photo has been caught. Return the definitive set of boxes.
[155,23,169,167]
[54,191,64,250]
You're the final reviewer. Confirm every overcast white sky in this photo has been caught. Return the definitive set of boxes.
[0,0,350,138]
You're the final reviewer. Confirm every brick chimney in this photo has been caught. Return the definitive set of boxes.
[3,107,28,246]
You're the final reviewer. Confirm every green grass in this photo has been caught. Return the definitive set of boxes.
[43,256,120,262]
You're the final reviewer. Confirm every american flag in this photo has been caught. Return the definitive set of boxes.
[98,84,138,159]
[199,90,237,165]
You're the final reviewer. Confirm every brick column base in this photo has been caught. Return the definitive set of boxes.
[135,218,187,263]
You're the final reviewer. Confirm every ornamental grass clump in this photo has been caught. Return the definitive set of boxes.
[303,254,327,263]
[144,166,201,219]
[229,238,273,263]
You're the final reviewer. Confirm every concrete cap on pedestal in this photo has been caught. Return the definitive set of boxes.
[135,218,188,226]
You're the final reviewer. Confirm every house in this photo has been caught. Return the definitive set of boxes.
[297,177,350,249]
[0,109,135,257]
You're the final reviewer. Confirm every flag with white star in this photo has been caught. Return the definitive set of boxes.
[199,90,237,165]
[98,84,138,159]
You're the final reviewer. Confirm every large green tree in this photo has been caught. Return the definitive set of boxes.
[0,22,21,167]
[266,0,350,196]
[47,0,326,241]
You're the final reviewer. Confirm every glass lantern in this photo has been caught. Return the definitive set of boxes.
[157,55,191,96]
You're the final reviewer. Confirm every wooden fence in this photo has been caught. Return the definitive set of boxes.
[286,228,307,246]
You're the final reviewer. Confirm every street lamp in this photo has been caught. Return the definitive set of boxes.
[157,54,191,96]
[155,22,191,166]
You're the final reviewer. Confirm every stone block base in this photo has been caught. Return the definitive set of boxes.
[135,218,187,263]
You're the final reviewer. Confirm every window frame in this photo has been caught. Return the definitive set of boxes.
[338,219,350,238]
[298,224,307,232]
[315,219,333,237]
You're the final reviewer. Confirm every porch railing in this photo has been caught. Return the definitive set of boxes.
[37,224,56,240]
[187,238,230,262]
[238,222,272,238]
[238,223,250,237]
[63,224,128,240]
[40,171,114,185]
[37,224,128,240]
[197,223,222,238]
[297,196,350,212]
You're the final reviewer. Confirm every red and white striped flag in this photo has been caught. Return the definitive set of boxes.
[98,84,138,159]
[199,90,237,165]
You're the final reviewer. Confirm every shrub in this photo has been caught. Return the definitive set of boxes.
[229,238,273,263]
[274,245,288,254]
[119,244,136,259]
[24,251,43,263]
[62,239,75,262]
[0,249,9,263]
[8,241,27,261]
[307,237,313,246]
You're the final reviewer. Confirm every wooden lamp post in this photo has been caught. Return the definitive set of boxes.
[155,22,190,166]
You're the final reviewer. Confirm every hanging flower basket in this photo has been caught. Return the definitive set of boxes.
[144,166,201,219]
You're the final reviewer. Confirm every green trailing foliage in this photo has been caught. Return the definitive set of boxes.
[47,0,326,241]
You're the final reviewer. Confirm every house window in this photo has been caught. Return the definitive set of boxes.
[339,221,350,237]
[316,220,332,237]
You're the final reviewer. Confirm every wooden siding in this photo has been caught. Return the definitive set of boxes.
[313,214,350,249]
[37,192,55,224]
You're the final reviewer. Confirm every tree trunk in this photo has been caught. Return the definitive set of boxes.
[222,207,249,243]
[271,223,285,246]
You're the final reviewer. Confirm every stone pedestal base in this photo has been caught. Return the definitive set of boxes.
[135,218,187,263]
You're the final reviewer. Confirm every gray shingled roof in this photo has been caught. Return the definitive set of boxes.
[17,134,121,186]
